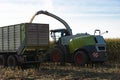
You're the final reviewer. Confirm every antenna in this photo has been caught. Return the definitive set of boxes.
[101,30,108,35]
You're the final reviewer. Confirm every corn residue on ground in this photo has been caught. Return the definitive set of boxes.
[0,63,120,80]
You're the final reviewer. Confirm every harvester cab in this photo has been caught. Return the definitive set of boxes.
[50,29,70,43]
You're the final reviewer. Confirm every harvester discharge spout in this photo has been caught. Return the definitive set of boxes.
[30,10,72,35]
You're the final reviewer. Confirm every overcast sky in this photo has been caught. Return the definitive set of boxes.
[0,0,120,38]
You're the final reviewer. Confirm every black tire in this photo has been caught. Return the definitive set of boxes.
[51,48,64,63]
[0,55,6,67]
[7,55,17,68]
[74,51,88,66]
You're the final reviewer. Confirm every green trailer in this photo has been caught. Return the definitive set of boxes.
[0,23,49,67]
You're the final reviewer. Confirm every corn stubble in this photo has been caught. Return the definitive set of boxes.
[0,38,120,80]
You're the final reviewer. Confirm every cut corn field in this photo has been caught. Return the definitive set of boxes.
[0,38,120,80]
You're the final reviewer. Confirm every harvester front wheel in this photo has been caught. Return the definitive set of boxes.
[7,55,17,68]
[51,48,63,63]
[74,50,88,66]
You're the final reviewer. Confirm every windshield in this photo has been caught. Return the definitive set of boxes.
[51,29,68,43]
[51,32,62,42]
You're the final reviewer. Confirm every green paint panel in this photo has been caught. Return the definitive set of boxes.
[20,24,25,44]
[69,36,96,53]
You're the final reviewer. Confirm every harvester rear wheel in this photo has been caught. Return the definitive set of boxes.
[74,50,88,66]
[7,55,17,68]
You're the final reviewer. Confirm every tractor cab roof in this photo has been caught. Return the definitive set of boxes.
[50,29,67,32]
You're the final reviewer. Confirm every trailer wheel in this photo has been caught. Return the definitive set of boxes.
[7,55,17,68]
[0,55,6,66]
[51,48,63,62]
[74,51,88,66]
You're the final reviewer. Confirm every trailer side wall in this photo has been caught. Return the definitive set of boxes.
[0,23,49,53]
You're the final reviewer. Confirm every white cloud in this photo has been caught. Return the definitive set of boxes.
[0,0,54,26]
[0,0,120,38]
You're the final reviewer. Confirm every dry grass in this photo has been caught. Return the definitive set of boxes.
[0,63,120,80]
